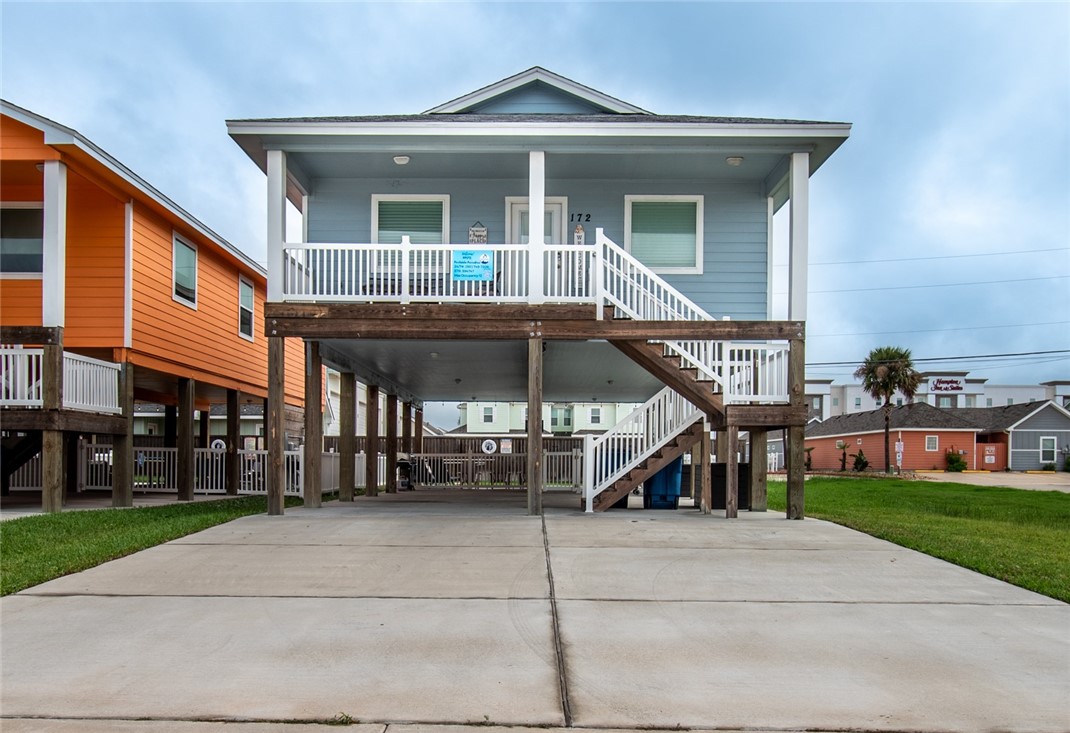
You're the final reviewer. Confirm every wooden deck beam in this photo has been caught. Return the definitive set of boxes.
[265,303,802,342]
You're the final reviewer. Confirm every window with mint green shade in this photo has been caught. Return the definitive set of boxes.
[630,201,697,269]
[0,208,43,273]
[173,237,197,305]
[377,200,444,244]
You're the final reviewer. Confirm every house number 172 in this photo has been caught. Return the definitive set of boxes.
[570,213,591,222]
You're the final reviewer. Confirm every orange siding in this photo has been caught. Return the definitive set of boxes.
[807,430,978,471]
[0,116,59,162]
[64,171,125,347]
[129,204,270,395]
[0,279,43,326]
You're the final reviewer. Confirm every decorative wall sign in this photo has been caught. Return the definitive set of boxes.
[468,221,488,245]
[481,438,497,454]
[453,250,494,281]
[499,438,513,454]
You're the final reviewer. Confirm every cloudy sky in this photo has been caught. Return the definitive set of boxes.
[3,1,1067,426]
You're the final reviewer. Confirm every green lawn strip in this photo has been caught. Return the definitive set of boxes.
[0,495,302,596]
[768,476,1070,602]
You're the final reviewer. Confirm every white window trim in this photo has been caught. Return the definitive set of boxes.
[925,435,939,452]
[172,233,198,309]
[481,405,495,424]
[623,194,704,275]
[1039,436,1057,463]
[1,202,44,279]
[370,194,450,244]
[238,275,255,342]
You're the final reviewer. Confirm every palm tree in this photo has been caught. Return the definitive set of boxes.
[854,346,922,473]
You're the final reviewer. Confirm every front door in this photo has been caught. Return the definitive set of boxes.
[506,198,567,245]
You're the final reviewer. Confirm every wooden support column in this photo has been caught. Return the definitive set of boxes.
[688,443,698,500]
[267,337,286,515]
[41,340,65,512]
[725,425,739,519]
[198,409,210,449]
[226,389,240,496]
[303,340,323,507]
[339,372,356,501]
[414,408,424,453]
[365,385,379,497]
[699,421,712,515]
[112,362,135,507]
[527,336,543,515]
[177,377,194,502]
[385,393,398,493]
[749,429,768,511]
[402,401,413,454]
[787,337,805,519]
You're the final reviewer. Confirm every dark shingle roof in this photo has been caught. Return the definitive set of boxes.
[806,402,977,438]
[946,402,1050,432]
[229,113,845,126]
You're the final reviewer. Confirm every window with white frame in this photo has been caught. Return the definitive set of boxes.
[1007,398,1014,405]
[1040,436,1056,464]
[173,235,197,307]
[925,435,939,452]
[238,277,255,340]
[482,406,494,424]
[854,397,861,409]
[986,398,993,407]
[590,407,601,425]
[372,195,449,244]
[0,205,44,274]
[625,195,703,274]
[939,396,952,408]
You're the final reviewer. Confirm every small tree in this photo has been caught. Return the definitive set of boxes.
[854,346,922,474]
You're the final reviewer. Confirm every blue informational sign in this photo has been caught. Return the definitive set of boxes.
[452,250,494,281]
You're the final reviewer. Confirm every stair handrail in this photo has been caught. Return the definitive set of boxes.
[596,229,726,388]
[584,385,704,512]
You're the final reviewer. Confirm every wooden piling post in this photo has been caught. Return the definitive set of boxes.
[385,393,398,493]
[366,385,379,497]
[112,362,135,507]
[527,336,543,516]
[339,372,356,501]
[699,421,712,515]
[725,425,739,518]
[177,377,194,502]
[749,429,768,511]
[267,336,286,515]
[303,340,322,507]
[226,389,240,496]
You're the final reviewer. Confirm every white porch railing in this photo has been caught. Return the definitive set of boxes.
[0,346,120,414]
[274,231,789,405]
[583,386,704,512]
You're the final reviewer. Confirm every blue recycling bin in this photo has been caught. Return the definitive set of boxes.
[644,456,683,509]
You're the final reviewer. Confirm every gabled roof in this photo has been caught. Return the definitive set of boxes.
[424,66,652,115]
[1,99,264,279]
[806,402,978,438]
[948,401,1070,432]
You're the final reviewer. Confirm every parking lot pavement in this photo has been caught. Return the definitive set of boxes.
[915,470,1070,492]
[2,489,1068,732]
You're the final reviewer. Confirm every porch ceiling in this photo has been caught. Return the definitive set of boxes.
[318,339,663,403]
[291,149,787,183]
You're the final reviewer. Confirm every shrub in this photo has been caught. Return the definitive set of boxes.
[850,449,869,472]
[946,450,967,472]
[1041,462,1056,472]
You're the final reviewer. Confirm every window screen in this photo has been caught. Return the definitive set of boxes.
[377,200,445,245]
[629,201,698,269]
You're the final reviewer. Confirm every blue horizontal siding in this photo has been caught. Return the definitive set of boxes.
[307,176,769,318]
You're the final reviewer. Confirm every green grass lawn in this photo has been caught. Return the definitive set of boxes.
[768,476,1070,602]
[0,495,303,596]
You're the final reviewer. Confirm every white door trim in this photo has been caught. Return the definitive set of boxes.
[504,196,568,244]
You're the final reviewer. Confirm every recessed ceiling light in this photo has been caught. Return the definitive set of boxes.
[393,155,410,165]
[429,352,439,359]
[725,156,744,167]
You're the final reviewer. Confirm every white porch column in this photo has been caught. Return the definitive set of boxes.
[266,150,287,302]
[42,160,67,327]
[528,151,545,304]
[787,151,809,321]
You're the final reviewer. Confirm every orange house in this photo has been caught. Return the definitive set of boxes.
[1,101,304,511]
[805,402,980,472]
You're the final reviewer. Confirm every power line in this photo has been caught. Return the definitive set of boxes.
[806,349,1070,367]
[809,321,1070,338]
[807,247,1070,267]
[810,275,1068,294]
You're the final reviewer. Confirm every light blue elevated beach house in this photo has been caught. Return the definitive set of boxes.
[227,68,850,515]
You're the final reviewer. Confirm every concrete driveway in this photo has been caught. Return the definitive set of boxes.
[917,470,1070,493]
[2,489,1068,732]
